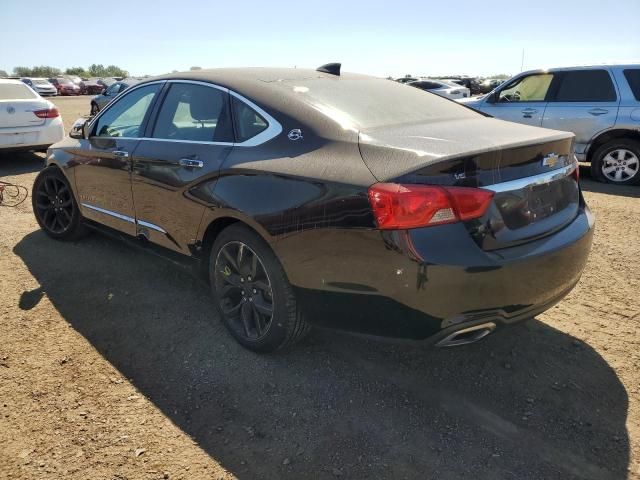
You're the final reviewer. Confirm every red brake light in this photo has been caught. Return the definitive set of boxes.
[33,108,59,119]
[368,183,494,230]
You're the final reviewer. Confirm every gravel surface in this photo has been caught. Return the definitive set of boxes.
[1,96,639,479]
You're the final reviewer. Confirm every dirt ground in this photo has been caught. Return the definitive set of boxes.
[1,96,639,480]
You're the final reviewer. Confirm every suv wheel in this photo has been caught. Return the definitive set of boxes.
[591,139,640,185]
[209,224,309,353]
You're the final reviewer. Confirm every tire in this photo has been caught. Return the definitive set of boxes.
[590,139,640,185]
[32,166,88,241]
[209,224,309,353]
[90,103,99,115]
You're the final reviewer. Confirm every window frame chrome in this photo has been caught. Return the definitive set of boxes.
[87,78,282,147]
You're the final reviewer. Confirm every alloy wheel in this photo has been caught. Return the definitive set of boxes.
[34,176,74,234]
[214,241,274,341]
[601,149,639,182]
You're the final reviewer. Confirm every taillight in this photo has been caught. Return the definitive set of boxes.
[33,108,59,119]
[368,183,494,230]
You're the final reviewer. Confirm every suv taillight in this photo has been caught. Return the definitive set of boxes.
[33,108,60,119]
[368,183,494,230]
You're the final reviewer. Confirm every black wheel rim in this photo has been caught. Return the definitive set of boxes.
[35,176,74,234]
[214,241,274,341]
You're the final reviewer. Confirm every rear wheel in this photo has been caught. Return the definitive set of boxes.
[32,167,87,240]
[209,224,309,352]
[591,139,640,185]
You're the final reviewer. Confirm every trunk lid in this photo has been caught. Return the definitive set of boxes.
[0,99,48,128]
[359,118,579,250]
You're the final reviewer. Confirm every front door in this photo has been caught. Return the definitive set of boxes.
[480,72,555,127]
[131,81,234,253]
[74,83,162,235]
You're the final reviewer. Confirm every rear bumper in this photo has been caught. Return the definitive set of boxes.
[282,206,594,340]
[0,119,64,150]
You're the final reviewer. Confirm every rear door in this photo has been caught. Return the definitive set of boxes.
[542,69,619,155]
[480,72,555,127]
[130,81,234,253]
[74,82,162,235]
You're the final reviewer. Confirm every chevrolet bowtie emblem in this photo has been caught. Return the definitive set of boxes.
[542,153,560,168]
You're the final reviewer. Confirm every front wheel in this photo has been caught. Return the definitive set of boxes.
[591,139,640,185]
[32,167,88,240]
[209,224,309,353]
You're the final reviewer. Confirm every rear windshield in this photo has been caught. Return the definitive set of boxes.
[0,83,38,100]
[280,77,480,129]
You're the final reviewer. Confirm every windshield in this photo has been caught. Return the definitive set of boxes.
[33,79,51,85]
[280,77,480,130]
[0,83,39,100]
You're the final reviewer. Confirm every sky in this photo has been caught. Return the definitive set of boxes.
[1,0,639,78]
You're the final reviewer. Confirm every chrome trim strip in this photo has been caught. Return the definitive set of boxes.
[81,203,135,223]
[484,164,576,193]
[137,219,167,234]
[87,79,282,147]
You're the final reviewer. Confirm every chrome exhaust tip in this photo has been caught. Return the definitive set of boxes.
[435,322,496,348]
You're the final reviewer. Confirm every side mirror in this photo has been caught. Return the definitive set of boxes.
[70,117,88,139]
[486,91,499,104]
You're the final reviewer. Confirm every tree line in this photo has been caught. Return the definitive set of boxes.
[2,64,129,79]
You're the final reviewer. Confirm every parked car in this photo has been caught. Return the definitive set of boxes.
[443,77,483,95]
[90,79,138,114]
[459,65,640,185]
[477,78,504,94]
[48,77,81,96]
[0,79,64,152]
[33,65,593,352]
[408,78,470,99]
[20,77,57,96]
[396,76,418,84]
[81,77,104,95]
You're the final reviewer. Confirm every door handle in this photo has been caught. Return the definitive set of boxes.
[588,108,609,116]
[179,158,204,168]
[521,108,537,118]
[113,150,129,158]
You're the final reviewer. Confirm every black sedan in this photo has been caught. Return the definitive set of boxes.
[33,64,594,352]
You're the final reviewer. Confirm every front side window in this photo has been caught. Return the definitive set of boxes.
[498,73,553,102]
[623,69,640,101]
[232,97,268,142]
[553,70,616,102]
[152,83,233,142]
[93,84,160,138]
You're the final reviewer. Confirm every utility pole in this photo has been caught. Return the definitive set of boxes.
[520,49,525,72]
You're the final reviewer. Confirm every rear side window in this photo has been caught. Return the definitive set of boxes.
[553,70,616,102]
[0,83,38,100]
[412,81,443,90]
[232,97,268,142]
[623,69,640,101]
[152,83,233,142]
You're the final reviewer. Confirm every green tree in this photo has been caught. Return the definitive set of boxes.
[0,69,8,78]
[65,67,89,77]
[13,65,61,77]
[190,66,202,71]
